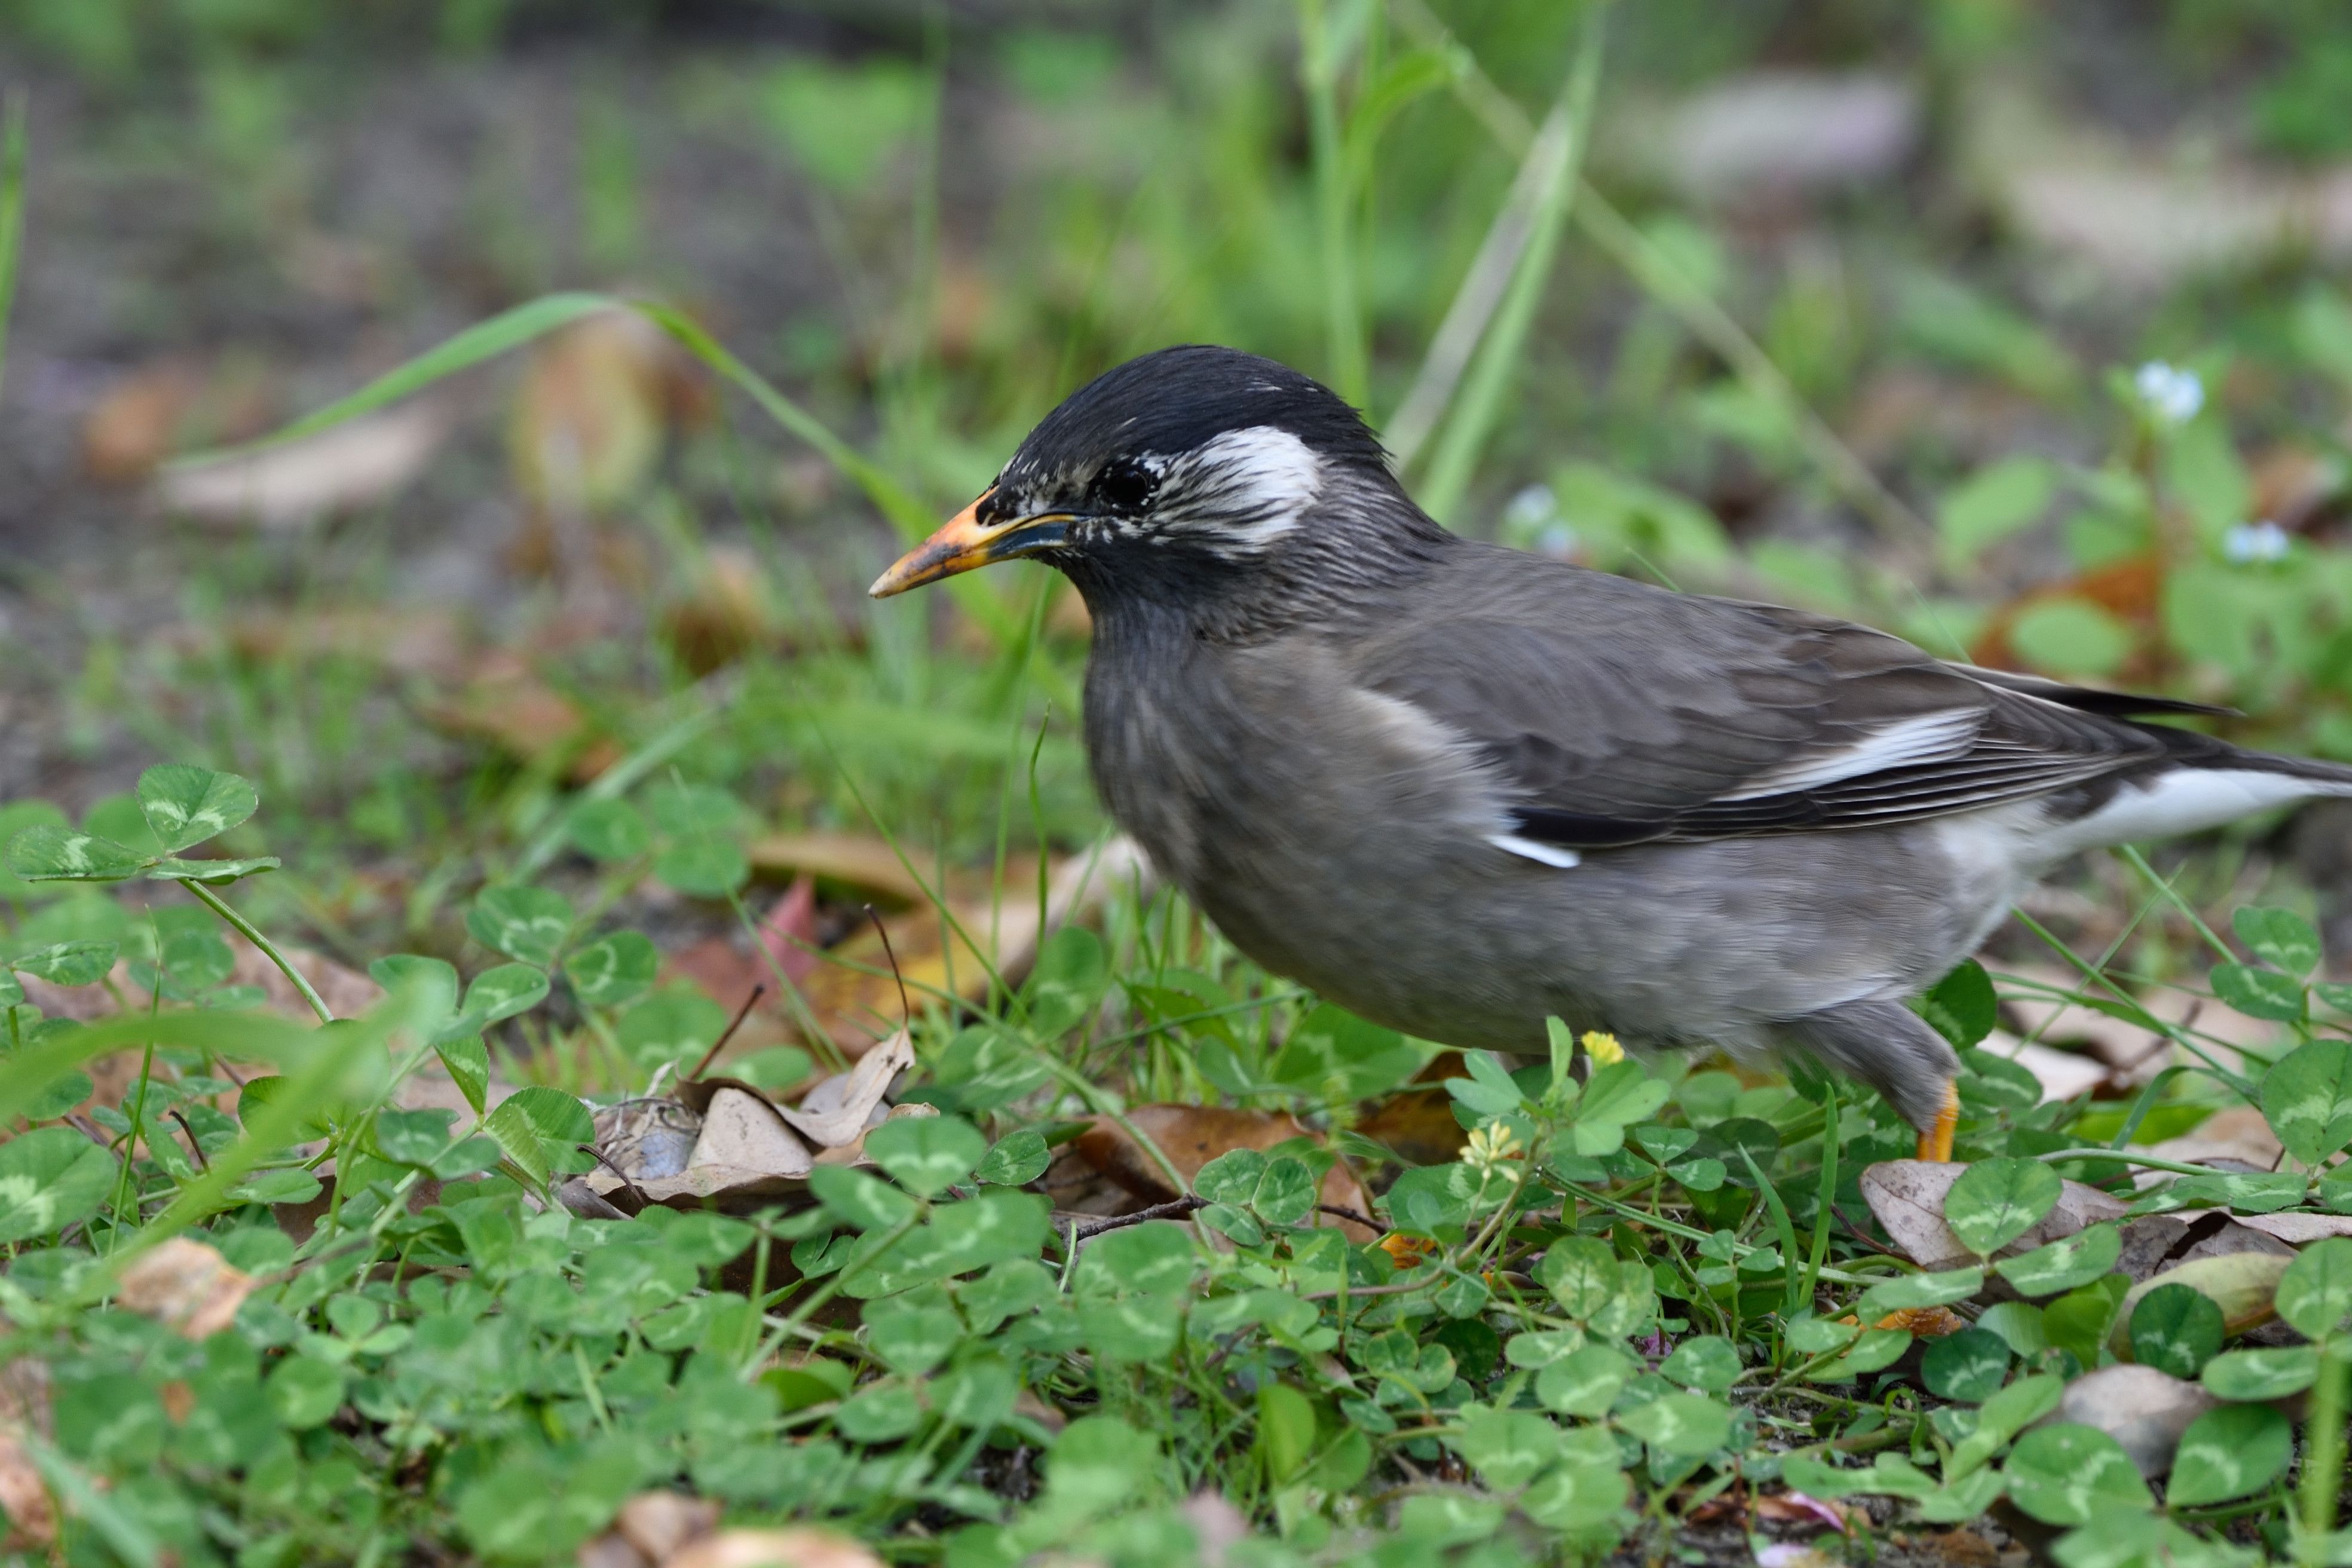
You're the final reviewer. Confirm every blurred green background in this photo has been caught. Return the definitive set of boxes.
[5,0,2352,961]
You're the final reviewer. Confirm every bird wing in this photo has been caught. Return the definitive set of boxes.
[1346,567,2179,849]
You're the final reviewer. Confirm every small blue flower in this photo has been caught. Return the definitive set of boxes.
[2221,519,2289,564]
[2134,361,2203,426]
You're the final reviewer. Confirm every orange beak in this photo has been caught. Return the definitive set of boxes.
[868,488,1075,598]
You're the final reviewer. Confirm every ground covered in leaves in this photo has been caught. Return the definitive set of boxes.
[8,2,2352,1565]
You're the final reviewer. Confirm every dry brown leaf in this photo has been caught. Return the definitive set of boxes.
[209,607,473,682]
[423,658,620,781]
[780,1031,915,1148]
[1977,1029,2115,1102]
[745,835,932,908]
[797,837,1150,1055]
[1654,71,1919,204]
[595,1099,703,1183]
[1754,1491,1852,1533]
[664,1527,883,1568]
[664,880,818,1056]
[2229,1212,2352,1245]
[0,1429,53,1550]
[614,1490,719,1563]
[661,546,784,675]
[1860,1159,2127,1273]
[2056,1364,2216,1478]
[2140,1105,2285,1177]
[84,363,202,482]
[691,1088,813,1179]
[115,1238,255,1339]
[510,313,687,516]
[2111,1254,2292,1352]
[1178,1490,1250,1567]
[1077,1105,1377,1242]
[157,403,448,528]
[1962,79,2352,289]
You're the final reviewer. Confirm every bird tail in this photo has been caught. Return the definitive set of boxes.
[2038,731,2352,862]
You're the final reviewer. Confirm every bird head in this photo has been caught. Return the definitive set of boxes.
[869,345,1428,611]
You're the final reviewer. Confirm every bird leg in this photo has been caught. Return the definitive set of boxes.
[1915,1079,1960,1163]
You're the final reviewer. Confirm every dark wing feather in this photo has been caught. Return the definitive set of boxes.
[1346,560,2175,848]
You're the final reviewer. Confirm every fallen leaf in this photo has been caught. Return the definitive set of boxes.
[203,607,473,682]
[594,1099,703,1183]
[510,313,686,516]
[661,546,784,675]
[779,1031,914,1148]
[1962,79,2352,289]
[1978,1028,2116,1102]
[664,1527,883,1568]
[2117,1213,2293,1285]
[664,878,818,1053]
[745,835,932,907]
[0,1429,52,1550]
[689,1088,812,1178]
[1077,1105,1377,1241]
[2140,1105,2285,1177]
[422,657,620,781]
[2229,1212,2352,1245]
[2110,1253,2291,1351]
[0,1359,54,1551]
[1653,71,1921,205]
[1178,1490,1251,1567]
[1755,1490,1852,1533]
[615,1490,719,1563]
[1861,1159,2126,1273]
[82,363,201,482]
[114,1238,255,1339]
[2055,1364,2215,1478]
[795,837,1150,1054]
[157,403,448,528]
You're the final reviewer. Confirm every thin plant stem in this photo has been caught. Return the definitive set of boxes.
[1415,2,1605,523]
[0,93,27,401]
[1298,0,1368,409]
[2299,1334,2349,1555]
[1801,1088,1840,1308]
[186,880,334,1024]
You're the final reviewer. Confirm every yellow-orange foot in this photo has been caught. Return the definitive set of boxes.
[1915,1080,1960,1163]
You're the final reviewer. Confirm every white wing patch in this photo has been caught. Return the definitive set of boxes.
[1487,834,1582,868]
[1718,708,1982,800]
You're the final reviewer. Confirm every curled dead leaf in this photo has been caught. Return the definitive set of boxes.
[115,1238,255,1339]
[2053,1364,2216,1478]
[1860,1158,2126,1273]
[664,1527,883,1568]
[795,837,1149,1055]
[745,835,931,908]
[158,403,448,529]
[774,1030,914,1148]
[1077,1105,1377,1242]
[2109,1252,2292,1356]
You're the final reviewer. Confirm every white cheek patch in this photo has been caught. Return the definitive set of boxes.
[1157,425,1324,552]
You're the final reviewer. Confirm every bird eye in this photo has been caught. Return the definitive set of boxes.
[1091,458,1157,515]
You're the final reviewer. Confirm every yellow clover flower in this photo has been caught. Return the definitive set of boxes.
[1581,1030,1625,1066]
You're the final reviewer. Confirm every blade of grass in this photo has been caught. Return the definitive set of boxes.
[1412,2,1605,523]
[167,291,1063,692]
[1299,0,1370,409]
[1390,0,1935,550]
[1800,1086,1839,1310]
[1384,18,1588,469]
[0,93,27,402]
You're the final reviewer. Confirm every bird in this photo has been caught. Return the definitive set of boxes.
[870,344,2352,1162]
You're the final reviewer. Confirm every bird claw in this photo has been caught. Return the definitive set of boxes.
[1913,1080,1960,1162]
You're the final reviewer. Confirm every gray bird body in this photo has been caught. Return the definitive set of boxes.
[875,345,2352,1134]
